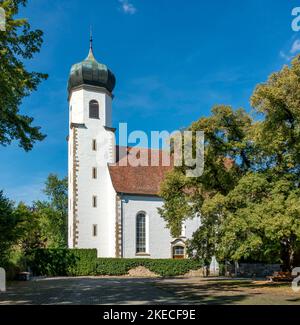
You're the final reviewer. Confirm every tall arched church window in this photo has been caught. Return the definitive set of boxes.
[89,100,99,119]
[136,213,146,253]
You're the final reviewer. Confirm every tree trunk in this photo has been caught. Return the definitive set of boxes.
[281,240,294,272]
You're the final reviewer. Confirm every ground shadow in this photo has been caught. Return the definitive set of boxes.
[0,277,247,305]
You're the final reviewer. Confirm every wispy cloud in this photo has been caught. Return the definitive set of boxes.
[291,39,300,54]
[118,0,137,15]
[280,39,300,61]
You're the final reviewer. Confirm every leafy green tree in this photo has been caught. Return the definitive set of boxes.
[0,0,47,151]
[44,174,68,215]
[251,56,300,177]
[204,174,300,271]
[34,174,68,248]
[10,174,68,257]
[0,191,18,264]
[159,56,300,271]
[7,174,68,257]
[33,201,66,248]
[14,202,46,254]
[44,173,68,247]
[159,105,253,267]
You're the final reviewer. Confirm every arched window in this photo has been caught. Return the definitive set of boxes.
[89,100,99,119]
[136,212,146,253]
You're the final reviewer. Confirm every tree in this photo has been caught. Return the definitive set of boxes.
[0,0,47,151]
[44,174,68,215]
[34,174,68,248]
[204,174,300,271]
[159,56,300,271]
[0,191,19,264]
[159,105,254,267]
[12,174,68,256]
[14,202,46,254]
[44,173,68,247]
[251,55,300,178]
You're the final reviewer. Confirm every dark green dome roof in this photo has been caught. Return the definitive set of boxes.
[68,47,116,95]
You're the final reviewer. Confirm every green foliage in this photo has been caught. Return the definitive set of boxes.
[33,174,68,248]
[26,249,203,277]
[158,169,193,237]
[67,249,97,276]
[44,174,68,214]
[0,0,47,151]
[215,175,300,270]
[0,190,18,264]
[0,173,68,269]
[43,174,68,247]
[159,105,254,263]
[14,202,46,253]
[251,56,300,176]
[159,57,300,271]
[27,248,80,276]
[96,258,202,277]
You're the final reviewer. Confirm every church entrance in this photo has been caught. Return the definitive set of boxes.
[172,245,185,259]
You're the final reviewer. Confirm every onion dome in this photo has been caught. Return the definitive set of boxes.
[68,38,116,95]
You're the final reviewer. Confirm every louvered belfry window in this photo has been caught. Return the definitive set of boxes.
[89,100,99,119]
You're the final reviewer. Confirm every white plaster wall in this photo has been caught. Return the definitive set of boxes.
[69,86,112,127]
[121,195,201,258]
[184,215,201,239]
[122,195,172,258]
[68,86,116,257]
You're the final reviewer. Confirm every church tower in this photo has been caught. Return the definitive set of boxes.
[67,38,117,257]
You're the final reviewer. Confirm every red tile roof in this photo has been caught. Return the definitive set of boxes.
[108,146,173,196]
[109,147,235,196]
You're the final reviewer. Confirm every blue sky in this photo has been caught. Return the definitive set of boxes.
[1,0,300,204]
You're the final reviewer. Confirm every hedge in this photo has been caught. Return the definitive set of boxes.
[27,249,203,277]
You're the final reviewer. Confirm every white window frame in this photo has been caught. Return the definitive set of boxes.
[135,211,149,255]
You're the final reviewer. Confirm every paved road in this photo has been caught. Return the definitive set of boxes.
[0,277,192,305]
[3,276,298,305]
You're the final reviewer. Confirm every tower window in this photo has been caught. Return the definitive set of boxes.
[92,139,97,151]
[92,195,97,208]
[136,212,146,253]
[93,225,98,237]
[89,100,99,119]
[92,167,97,179]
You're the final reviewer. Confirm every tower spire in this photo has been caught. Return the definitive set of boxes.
[90,25,93,51]
[87,25,95,60]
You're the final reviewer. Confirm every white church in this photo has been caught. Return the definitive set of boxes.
[67,41,200,259]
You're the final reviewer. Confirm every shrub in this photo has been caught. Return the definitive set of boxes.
[26,249,203,277]
[27,248,75,276]
[67,249,97,276]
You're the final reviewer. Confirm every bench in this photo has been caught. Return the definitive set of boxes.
[268,271,294,282]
